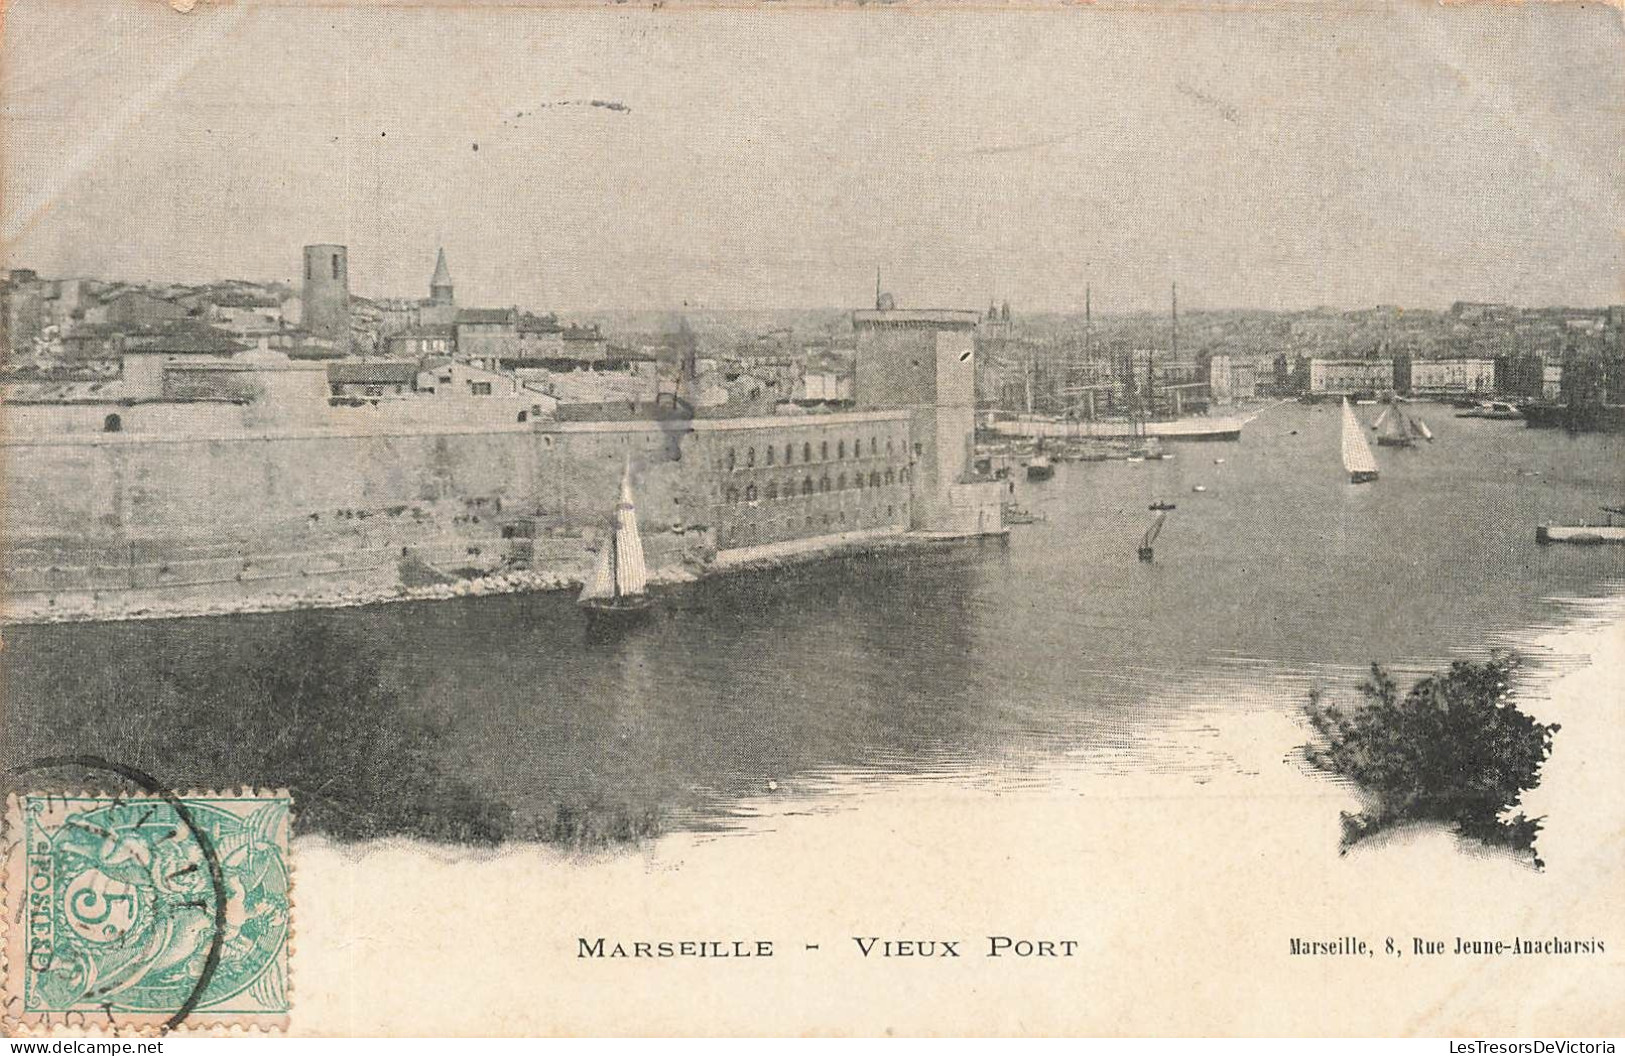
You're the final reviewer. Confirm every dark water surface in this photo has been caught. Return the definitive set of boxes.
[6,404,1623,842]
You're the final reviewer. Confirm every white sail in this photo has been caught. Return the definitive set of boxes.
[1142,511,1167,549]
[612,463,648,598]
[579,540,616,602]
[1341,398,1379,479]
[1416,418,1433,441]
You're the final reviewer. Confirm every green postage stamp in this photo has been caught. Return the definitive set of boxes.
[2,791,292,1034]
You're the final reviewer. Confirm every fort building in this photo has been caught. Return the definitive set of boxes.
[1,289,1004,618]
[853,304,1002,535]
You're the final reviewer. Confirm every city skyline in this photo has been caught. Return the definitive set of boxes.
[4,1,1623,315]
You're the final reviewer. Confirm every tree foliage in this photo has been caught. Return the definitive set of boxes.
[1303,651,1559,866]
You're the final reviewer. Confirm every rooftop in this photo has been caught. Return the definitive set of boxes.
[327,360,421,385]
[387,324,456,340]
[457,308,512,325]
[851,309,983,330]
[517,313,563,335]
[121,324,248,355]
[208,290,283,309]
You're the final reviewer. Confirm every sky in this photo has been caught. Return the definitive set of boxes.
[3,0,1623,314]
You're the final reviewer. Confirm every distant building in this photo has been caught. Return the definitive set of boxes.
[414,358,523,399]
[979,299,1014,343]
[209,296,287,338]
[512,314,564,360]
[1544,363,1564,400]
[560,326,609,362]
[455,308,515,363]
[797,371,854,405]
[102,290,187,328]
[57,324,123,363]
[1308,358,1395,398]
[383,324,456,359]
[301,244,351,349]
[329,360,420,398]
[1495,353,1544,400]
[1207,354,1257,403]
[1451,302,1518,324]
[429,247,455,307]
[120,324,247,398]
[1,270,48,358]
[1409,357,1495,397]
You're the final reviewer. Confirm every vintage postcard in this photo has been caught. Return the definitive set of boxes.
[1,0,1622,1038]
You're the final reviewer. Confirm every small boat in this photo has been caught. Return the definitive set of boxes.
[1190,485,1207,493]
[1025,455,1055,481]
[1212,458,1226,465]
[1138,510,1167,562]
[1537,524,1625,545]
[1341,398,1379,484]
[1149,501,1177,511]
[579,461,654,626]
[1456,401,1523,421]
[1537,506,1625,545]
[1001,502,1043,525]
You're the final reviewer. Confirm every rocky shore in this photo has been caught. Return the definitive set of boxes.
[0,529,989,627]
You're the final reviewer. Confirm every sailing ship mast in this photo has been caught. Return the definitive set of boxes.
[1374,402,1433,447]
[1375,404,1411,447]
[1084,283,1092,362]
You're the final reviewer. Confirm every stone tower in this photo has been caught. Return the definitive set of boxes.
[853,302,984,531]
[302,244,350,348]
[430,247,454,306]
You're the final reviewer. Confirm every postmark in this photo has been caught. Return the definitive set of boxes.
[2,775,291,1035]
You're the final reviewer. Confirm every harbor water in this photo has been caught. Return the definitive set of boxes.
[5,402,1624,844]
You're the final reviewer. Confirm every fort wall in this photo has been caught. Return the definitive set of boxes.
[1,409,920,619]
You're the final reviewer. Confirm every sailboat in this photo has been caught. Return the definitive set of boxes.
[1340,398,1379,484]
[578,461,653,624]
[1374,402,1430,448]
[1138,510,1167,562]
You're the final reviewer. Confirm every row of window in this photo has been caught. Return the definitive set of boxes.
[724,468,909,504]
[725,435,903,471]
